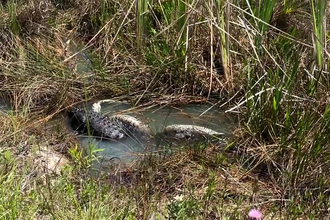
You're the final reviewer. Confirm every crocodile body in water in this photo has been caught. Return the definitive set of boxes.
[69,106,151,140]
[69,105,224,142]
[68,102,230,170]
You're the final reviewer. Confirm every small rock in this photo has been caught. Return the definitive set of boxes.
[35,149,70,175]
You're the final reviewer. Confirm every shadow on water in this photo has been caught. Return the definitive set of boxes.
[67,100,237,172]
[0,98,10,112]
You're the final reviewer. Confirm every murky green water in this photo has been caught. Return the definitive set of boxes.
[70,100,236,170]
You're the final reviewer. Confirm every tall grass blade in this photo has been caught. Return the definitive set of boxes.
[175,0,187,55]
[216,0,232,86]
[176,0,186,32]
[257,0,277,35]
[310,0,326,68]
[208,0,214,98]
[254,0,277,49]
[136,0,149,49]
[7,0,21,36]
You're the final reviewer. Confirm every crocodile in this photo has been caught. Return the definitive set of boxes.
[69,100,226,143]
[164,124,224,141]
[68,106,151,140]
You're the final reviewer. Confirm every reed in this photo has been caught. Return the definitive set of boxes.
[136,0,149,49]
[7,0,21,36]
[215,0,232,85]
[310,0,326,68]
[176,0,186,40]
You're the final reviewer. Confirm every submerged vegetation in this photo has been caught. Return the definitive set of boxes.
[0,0,329,219]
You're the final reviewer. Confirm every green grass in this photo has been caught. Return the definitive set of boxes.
[136,0,149,49]
[215,0,231,84]
[7,0,21,36]
[0,0,329,219]
[310,0,326,68]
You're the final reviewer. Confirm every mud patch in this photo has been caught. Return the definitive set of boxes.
[34,149,70,176]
